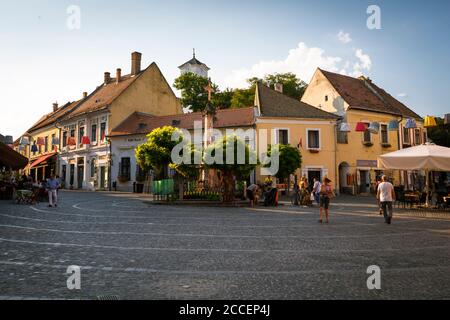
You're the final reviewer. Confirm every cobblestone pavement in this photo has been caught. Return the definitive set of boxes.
[0,191,449,300]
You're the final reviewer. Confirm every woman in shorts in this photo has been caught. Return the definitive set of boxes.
[319,177,334,224]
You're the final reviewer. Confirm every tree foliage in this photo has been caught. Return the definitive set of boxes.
[251,72,308,100]
[173,72,211,112]
[204,135,258,202]
[427,118,450,147]
[136,126,183,178]
[265,144,302,180]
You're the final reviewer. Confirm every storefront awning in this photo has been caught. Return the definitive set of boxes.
[0,141,29,170]
[29,152,57,169]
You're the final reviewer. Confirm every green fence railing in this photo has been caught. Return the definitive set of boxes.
[152,179,174,200]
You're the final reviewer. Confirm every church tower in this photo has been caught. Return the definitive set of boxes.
[178,49,210,78]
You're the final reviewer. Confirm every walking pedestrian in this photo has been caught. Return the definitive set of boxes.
[46,175,60,208]
[319,177,334,224]
[377,175,396,224]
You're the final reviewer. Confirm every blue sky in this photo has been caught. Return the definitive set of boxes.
[1,0,449,139]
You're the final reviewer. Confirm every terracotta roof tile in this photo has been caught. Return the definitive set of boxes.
[66,73,142,119]
[257,82,339,119]
[27,100,82,133]
[109,107,255,137]
[319,69,422,119]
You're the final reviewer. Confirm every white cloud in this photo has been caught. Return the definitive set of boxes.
[337,30,352,44]
[397,93,408,98]
[222,42,343,88]
[221,42,373,89]
[351,48,372,77]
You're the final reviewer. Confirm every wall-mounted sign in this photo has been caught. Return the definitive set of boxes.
[356,160,378,168]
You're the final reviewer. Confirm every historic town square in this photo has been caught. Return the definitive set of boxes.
[1,0,449,303]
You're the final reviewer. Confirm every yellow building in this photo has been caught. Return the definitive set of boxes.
[16,51,182,188]
[57,51,182,190]
[15,100,81,181]
[302,68,425,194]
[254,82,339,189]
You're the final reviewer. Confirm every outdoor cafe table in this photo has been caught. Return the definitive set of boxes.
[404,193,420,208]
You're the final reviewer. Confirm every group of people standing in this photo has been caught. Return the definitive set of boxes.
[246,174,396,225]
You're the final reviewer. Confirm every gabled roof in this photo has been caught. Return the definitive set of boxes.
[65,71,143,120]
[178,55,210,70]
[109,107,255,137]
[256,82,339,119]
[27,100,82,133]
[319,69,422,120]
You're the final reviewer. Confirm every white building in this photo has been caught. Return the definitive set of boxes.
[57,51,182,190]
[108,108,257,192]
[178,50,210,78]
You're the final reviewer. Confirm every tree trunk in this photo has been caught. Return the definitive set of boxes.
[221,170,235,203]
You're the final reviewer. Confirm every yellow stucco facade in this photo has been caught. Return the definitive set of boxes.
[302,68,425,194]
[255,118,338,189]
[109,63,182,130]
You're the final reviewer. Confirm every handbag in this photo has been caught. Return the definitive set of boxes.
[310,192,315,201]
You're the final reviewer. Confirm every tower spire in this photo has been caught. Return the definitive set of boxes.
[193,48,195,58]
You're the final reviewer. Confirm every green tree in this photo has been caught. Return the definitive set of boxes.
[204,135,258,202]
[135,126,183,179]
[265,144,302,180]
[427,118,450,147]
[264,72,308,100]
[248,73,308,100]
[212,88,234,109]
[230,88,255,108]
[173,72,211,112]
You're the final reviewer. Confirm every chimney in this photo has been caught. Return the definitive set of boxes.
[104,72,111,84]
[83,92,88,99]
[274,83,283,93]
[53,102,58,112]
[116,68,121,84]
[131,51,142,75]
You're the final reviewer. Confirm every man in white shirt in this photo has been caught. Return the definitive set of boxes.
[377,175,396,224]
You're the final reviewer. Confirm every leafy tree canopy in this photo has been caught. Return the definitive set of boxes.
[427,118,450,147]
[265,144,302,180]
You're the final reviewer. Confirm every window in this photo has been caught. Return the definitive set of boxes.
[337,123,348,144]
[70,129,75,137]
[79,127,85,144]
[62,131,67,147]
[363,123,371,143]
[44,136,48,152]
[100,122,106,142]
[414,129,421,145]
[380,124,388,144]
[325,95,328,102]
[119,157,131,181]
[91,124,97,143]
[277,129,289,145]
[307,130,320,149]
[403,127,411,145]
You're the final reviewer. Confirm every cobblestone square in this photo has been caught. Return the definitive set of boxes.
[0,191,449,300]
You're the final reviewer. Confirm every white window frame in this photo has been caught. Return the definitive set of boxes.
[306,128,321,150]
[272,128,290,145]
[361,121,372,143]
[403,127,411,145]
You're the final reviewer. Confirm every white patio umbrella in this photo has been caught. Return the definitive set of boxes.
[377,143,450,207]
